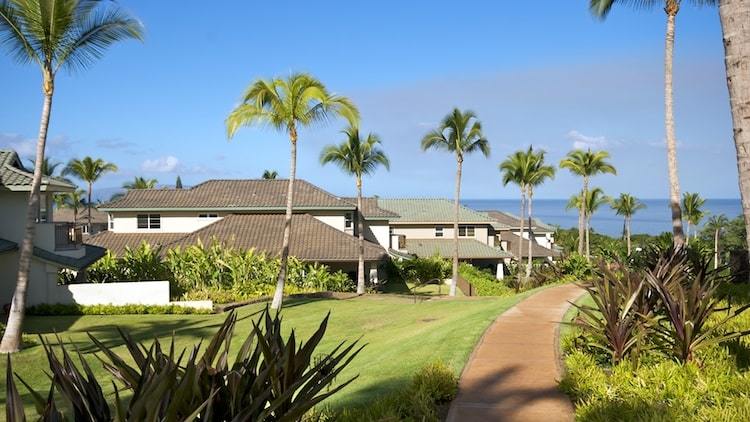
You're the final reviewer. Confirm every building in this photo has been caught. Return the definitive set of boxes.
[0,150,105,306]
[53,207,109,236]
[482,210,561,261]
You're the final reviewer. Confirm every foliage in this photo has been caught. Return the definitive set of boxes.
[26,303,212,316]
[331,361,458,422]
[396,256,450,286]
[6,309,362,421]
[458,263,514,296]
[88,243,169,283]
[610,193,646,218]
[122,176,157,189]
[261,169,278,179]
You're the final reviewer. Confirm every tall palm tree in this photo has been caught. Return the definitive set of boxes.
[500,150,531,285]
[262,169,278,179]
[705,214,729,269]
[422,108,490,297]
[123,176,158,189]
[0,0,143,353]
[524,148,555,277]
[681,192,706,245]
[226,73,358,309]
[568,187,609,260]
[589,0,716,246]
[320,126,390,294]
[610,193,646,255]
[560,149,616,255]
[63,189,85,225]
[26,157,61,177]
[719,0,750,280]
[63,157,118,234]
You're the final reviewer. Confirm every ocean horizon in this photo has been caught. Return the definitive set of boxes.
[462,198,742,237]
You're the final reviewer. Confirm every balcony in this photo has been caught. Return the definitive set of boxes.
[35,222,83,254]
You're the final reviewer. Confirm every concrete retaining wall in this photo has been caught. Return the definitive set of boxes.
[62,281,171,305]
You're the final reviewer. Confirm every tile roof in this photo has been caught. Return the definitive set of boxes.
[404,238,513,260]
[0,238,18,254]
[0,150,75,192]
[377,199,498,224]
[99,179,355,211]
[53,207,109,224]
[86,214,388,263]
[341,197,399,219]
[482,210,555,232]
[501,232,561,259]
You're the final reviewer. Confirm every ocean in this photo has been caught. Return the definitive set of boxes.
[462,198,743,237]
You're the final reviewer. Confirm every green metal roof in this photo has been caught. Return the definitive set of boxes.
[377,199,498,224]
[0,150,75,192]
[404,238,513,260]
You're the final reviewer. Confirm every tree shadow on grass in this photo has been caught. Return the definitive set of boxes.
[724,338,750,370]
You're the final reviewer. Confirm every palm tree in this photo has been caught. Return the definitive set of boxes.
[681,192,706,245]
[610,193,646,255]
[26,157,61,177]
[568,187,609,260]
[524,148,555,277]
[226,73,358,310]
[560,149,616,255]
[63,157,118,234]
[422,108,490,296]
[63,189,86,225]
[705,214,729,269]
[262,170,278,179]
[589,0,716,246]
[123,176,158,189]
[0,0,143,353]
[719,0,750,280]
[320,126,390,294]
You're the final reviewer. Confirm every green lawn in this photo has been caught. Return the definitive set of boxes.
[2,289,542,416]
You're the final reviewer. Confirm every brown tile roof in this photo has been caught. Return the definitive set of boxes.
[501,232,561,259]
[85,232,185,256]
[341,197,399,219]
[86,214,388,262]
[99,179,355,211]
[483,210,555,232]
[53,207,108,224]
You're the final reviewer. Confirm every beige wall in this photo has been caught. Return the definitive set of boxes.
[0,191,29,244]
[391,223,493,245]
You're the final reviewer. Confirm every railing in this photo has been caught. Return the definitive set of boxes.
[54,223,82,251]
[456,275,476,297]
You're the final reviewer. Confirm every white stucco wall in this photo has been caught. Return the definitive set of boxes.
[364,220,390,248]
[62,281,171,305]
[390,224,491,244]
[0,191,29,243]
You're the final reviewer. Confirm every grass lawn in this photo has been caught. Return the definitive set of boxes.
[1,289,543,416]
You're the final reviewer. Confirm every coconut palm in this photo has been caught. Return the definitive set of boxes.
[0,0,143,353]
[524,148,555,276]
[500,151,531,285]
[62,189,86,225]
[422,108,490,296]
[560,149,616,255]
[568,187,609,260]
[262,170,278,179]
[682,192,706,245]
[226,73,358,309]
[63,157,118,234]
[705,214,729,269]
[123,176,158,190]
[610,193,646,255]
[320,126,390,294]
[589,0,716,246]
[26,157,61,177]
[719,0,750,279]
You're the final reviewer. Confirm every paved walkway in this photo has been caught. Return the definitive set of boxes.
[447,284,585,422]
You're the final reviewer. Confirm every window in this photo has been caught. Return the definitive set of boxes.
[435,226,444,237]
[109,214,114,229]
[198,213,218,219]
[345,212,353,229]
[458,225,475,237]
[137,214,161,229]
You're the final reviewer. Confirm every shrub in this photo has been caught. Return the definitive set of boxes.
[7,309,363,421]
[459,263,514,296]
[26,303,213,316]
[397,255,450,285]
[88,242,169,283]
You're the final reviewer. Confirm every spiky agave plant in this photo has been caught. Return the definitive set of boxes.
[7,309,363,421]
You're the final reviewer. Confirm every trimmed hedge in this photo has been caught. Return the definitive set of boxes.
[26,303,213,316]
[458,263,514,296]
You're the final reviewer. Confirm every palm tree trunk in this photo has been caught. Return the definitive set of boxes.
[517,189,525,289]
[720,0,750,281]
[585,216,591,260]
[626,216,632,256]
[664,3,686,246]
[714,228,721,270]
[0,75,54,353]
[451,158,462,297]
[356,177,365,295]
[272,126,298,310]
[87,181,93,234]
[686,221,691,247]
[526,189,533,278]
[579,177,588,255]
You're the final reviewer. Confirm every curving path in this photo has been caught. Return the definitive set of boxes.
[447,284,585,422]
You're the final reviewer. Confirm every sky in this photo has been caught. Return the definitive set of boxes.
[0,0,738,201]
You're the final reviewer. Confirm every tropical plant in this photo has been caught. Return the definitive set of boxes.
[567,187,609,260]
[704,214,730,269]
[63,157,118,233]
[62,188,85,225]
[175,175,183,189]
[26,156,61,177]
[719,0,750,282]
[321,125,390,294]
[611,193,646,255]
[560,149,616,256]
[0,0,143,353]
[262,169,278,179]
[122,176,157,190]
[523,148,555,276]
[226,73,359,309]
[682,192,706,245]
[6,309,363,420]
[422,108,490,296]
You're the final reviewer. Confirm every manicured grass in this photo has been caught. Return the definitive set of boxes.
[2,290,540,415]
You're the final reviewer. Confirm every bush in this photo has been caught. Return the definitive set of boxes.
[459,263,514,296]
[26,303,213,315]
[87,243,169,283]
[396,255,450,285]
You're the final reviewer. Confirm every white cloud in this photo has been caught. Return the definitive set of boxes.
[566,130,620,150]
[0,133,36,156]
[141,155,180,172]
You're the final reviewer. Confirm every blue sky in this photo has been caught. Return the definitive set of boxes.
[0,0,737,201]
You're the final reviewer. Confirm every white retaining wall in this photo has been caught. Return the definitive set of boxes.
[62,281,171,306]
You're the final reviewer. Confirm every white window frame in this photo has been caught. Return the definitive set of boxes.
[458,225,475,237]
[137,213,161,230]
